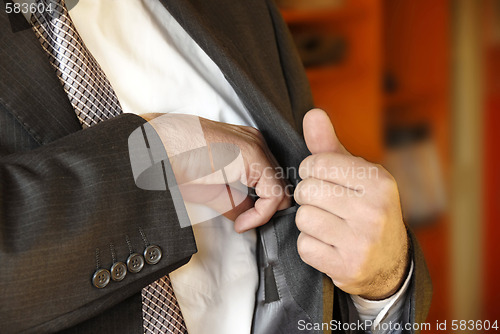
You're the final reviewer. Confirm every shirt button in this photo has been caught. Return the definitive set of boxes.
[111,262,127,281]
[127,253,144,273]
[92,268,111,288]
[144,245,162,265]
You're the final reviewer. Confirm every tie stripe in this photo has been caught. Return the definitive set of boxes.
[31,0,122,127]
[30,1,188,333]
[142,276,188,334]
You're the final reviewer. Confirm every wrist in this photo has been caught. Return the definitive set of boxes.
[360,233,411,300]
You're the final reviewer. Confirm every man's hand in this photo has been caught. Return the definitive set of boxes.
[294,109,409,300]
[141,113,290,233]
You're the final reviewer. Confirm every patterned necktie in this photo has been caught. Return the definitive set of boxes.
[31,0,122,127]
[142,276,188,334]
[31,1,188,332]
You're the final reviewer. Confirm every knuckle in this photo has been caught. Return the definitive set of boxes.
[297,233,313,262]
[366,205,386,226]
[294,179,315,204]
[363,207,387,239]
[381,175,397,193]
[312,154,331,179]
[376,166,397,190]
[294,181,305,203]
[354,156,367,164]
[295,205,309,231]
[298,156,313,179]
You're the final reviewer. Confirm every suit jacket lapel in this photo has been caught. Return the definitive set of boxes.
[0,8,81,145]
[159,0,293,123]
[159,0,311,177]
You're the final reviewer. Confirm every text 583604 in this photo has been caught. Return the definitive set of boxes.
[5,2,53,15]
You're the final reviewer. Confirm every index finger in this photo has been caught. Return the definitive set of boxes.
[234,163,291,232]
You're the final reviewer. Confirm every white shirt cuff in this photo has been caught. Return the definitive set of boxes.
[350,260,414,331]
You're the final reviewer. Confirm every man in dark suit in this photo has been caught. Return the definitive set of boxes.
[0,0,432,333]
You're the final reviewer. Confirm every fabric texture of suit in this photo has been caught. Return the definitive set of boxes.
[0,0,432,333]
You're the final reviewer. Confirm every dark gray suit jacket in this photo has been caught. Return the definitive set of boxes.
[0,0,432,333]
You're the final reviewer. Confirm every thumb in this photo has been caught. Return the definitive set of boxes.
[303,108,348,155]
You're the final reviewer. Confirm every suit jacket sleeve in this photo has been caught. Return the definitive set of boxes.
[0,114,197,333]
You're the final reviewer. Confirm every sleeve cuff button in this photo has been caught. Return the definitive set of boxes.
[144,245,162,265]
[111,261,127,281]
[127,253,145,273]
[92,268,111,288]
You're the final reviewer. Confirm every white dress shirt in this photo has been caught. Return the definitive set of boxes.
[17,0,411,333]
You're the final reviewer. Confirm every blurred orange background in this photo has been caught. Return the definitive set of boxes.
[277,0,500,332]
